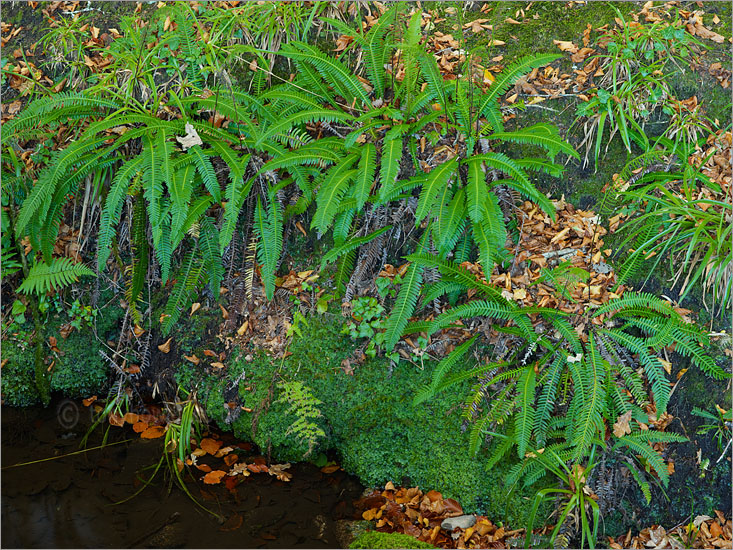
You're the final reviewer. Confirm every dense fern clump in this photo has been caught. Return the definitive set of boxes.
[412,255,728,493]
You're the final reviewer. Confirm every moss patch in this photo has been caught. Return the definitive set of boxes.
[349,530,437,549]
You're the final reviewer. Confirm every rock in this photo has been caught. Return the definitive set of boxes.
[333,519,370,548]
[441,514,476,531]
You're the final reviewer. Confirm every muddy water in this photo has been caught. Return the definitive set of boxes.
[1,399,364,548]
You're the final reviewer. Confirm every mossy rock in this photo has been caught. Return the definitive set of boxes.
[178,313,547,526]
[349,531,437,549]
[1,296,124,406]
[1,335,40,407]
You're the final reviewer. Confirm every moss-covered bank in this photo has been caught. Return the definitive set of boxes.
[174,312,545,526]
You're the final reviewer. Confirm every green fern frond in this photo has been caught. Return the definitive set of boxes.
[478,54,562,132]
[98,157,143,270]
[279,42,371,107]
[414,334,478,406]
[312,155,359,233]
[18,257,95,295]
[198,216,223,298]
[415,158,458,224]
[377,136,404,202]
[384,262,424,351]
[254,195,283,301]
[321,225,392,267]
[162,250,203,335]
[489,124,580,161]
[515,366,537,458]
[353,143,377,210]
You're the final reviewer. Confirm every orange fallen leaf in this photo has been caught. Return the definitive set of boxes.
[211,362,225,369]
[140,425,166,439]
[157,338,172,353]
[196,463,213,473]
[203,349,217,357]
[321,464,340,474]
[184,354,200,365]
[133,324,145,337]
[203,470,227,485]
[224,454,239,466]
[132,421,149,433]
[200,437,223,455]
[82,396,97,407]
[123,412,139,424]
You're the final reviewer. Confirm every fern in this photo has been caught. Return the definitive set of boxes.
[415,159,458,224]
[489,124,580,162]
[277,380,326,458]
[613,432,686,487]
[384,261,424,351]
[414,334,478,406]
[515,366,537,458]
[312,154,359,233]
[254,195,283,301]
[478,54,562,133]
[321,225,392,267]
[162,250,203,336]
[18,257,95,295]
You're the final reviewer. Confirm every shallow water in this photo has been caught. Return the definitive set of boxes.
[1,399,364,548]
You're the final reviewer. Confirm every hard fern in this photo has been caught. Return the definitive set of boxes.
[18,257,96,295]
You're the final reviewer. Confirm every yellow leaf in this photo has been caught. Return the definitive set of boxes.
[237,321,249,336]
[157,338,172,353]
[659,358,672,375]
[483,69,495,84]
[190,302,201,316]
[613,410,632,438]
[513,288,527,300]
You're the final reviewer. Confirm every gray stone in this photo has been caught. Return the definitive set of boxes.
[441,514,476,531]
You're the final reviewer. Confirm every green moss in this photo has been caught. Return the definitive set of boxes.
[349,531,437,549]
[177,313,543,526]
[472,2,636,63]
[1,334,41,407]
[2,296,124,405]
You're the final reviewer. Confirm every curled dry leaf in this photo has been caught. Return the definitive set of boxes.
[268,463,292,482]
[211,362,225,369]
[123,412,139,424]
[190,302,201,316]
[228,463,251,477]
[613,410,632,437]
[157,338,172,353]
[184,354,200,365]
[237,321,249,336]
[82,396,97,407]
[214,445,234,458]
[176,122,204,150]
[203,349,217,357]
[108,413,125,427]
[203,470,227,485]
[133,324,145,337]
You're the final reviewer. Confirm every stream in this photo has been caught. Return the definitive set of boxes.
[1,398,365,548]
